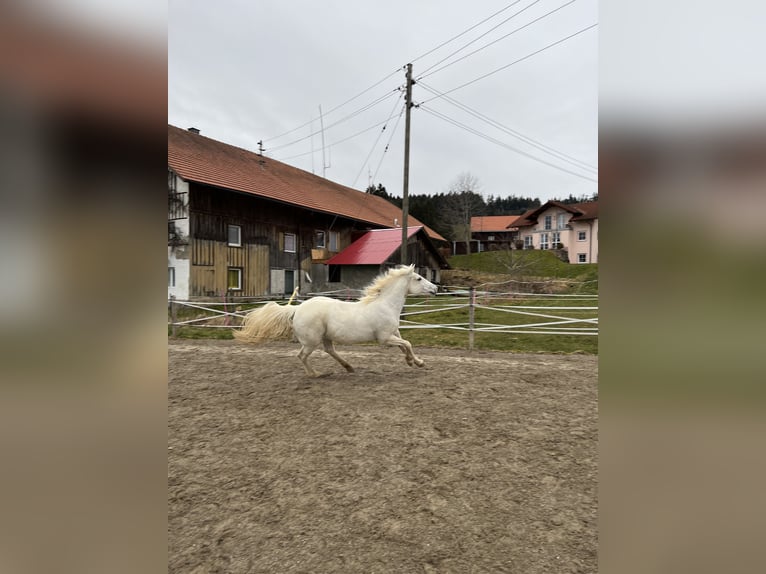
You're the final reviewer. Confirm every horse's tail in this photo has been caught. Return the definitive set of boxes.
[233,301,296,343]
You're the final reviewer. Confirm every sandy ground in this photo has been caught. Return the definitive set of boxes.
[168,339,597,573]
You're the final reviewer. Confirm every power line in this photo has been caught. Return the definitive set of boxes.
[417,0,543,78]
[268,88,400,153]
[371,103,406,184]
[262,67,402,143]
[418,80,597,173]
[419,0,579,81]
[275,108,404,162]
[411,1,525,65]
[351,92,405,188]
[420,22,598,104]
[420,106,597,183]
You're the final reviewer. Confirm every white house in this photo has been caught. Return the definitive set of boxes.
[511,201,598,264]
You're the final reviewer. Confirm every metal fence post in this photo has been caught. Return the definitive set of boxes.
[468,286,475,351]
[170,296,178,338]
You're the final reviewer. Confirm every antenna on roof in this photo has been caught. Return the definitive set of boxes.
[257,140,266,168]
[319,104,330,177]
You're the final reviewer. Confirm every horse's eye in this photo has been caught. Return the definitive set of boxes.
[417,277,421,281]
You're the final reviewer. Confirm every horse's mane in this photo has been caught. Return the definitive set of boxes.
[359,265,412,305]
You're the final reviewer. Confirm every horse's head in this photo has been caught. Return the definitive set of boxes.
[406,265,438,296]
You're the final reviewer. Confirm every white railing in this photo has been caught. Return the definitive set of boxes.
[169,284,598,347]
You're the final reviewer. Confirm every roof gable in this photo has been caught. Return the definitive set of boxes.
[510,200,598,227]
[167,125,446,241]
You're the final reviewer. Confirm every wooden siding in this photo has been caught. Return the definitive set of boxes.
[190,239,268,297]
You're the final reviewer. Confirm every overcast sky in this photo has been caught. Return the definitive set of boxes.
[169,0,598,203]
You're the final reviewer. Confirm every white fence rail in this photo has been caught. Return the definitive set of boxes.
[169,286,598,347]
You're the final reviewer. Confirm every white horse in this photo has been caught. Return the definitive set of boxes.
[233,264,438,376]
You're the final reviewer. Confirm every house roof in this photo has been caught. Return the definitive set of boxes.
[168,125,446,242]
[510,200,598,228]
[326,227,421,265]
[325,226,450,269]
[470,215,520,233]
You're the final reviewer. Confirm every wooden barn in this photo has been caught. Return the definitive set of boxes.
[325,227,449,290]
[168,125,447,299]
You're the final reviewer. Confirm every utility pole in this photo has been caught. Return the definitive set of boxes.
[400,63,413,265]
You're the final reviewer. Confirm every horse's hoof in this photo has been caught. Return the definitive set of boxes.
[415,360,425,368]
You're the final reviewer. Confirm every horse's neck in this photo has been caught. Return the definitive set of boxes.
[371,277,409,312]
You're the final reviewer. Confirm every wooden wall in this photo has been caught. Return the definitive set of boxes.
[190,240,269,297]
[187,185,363,297]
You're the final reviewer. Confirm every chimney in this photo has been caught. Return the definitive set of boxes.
[187,127,200,134]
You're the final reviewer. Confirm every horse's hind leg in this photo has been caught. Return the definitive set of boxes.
[323,338,355,373]
[297,344,320,377]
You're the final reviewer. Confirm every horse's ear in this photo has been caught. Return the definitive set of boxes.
[409,263,415,271]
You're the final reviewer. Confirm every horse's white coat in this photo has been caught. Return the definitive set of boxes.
[234,264,437,376]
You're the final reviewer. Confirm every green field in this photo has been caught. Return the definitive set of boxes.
[448,250,598,291]
[169,251,598,354]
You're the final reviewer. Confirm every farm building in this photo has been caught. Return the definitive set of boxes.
[469,215,521,253]
[325,226,449,290]
[513,200,598,263]
[168,125,447,299]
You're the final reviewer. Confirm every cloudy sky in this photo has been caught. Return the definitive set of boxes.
[169,0,598,202]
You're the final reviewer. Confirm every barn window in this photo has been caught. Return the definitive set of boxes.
[524,235,533,248]
[315,230,326,248]
[227,267,242,290]
[168,267,175,287]
[227,224,242,247]
[540,233,549,250]
[328,265,341,283]
[544,215,552,230]
[578,253,587,263]
[328,231,339,252]
[578,230,587,241]
[284,233,296,253]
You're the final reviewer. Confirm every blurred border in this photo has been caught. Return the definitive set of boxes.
[0,3,166,574]
[600,1,766,573]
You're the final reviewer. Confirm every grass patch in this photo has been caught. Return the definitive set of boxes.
[448,250,598,291]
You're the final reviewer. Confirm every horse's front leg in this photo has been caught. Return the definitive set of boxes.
[384,332,425,368]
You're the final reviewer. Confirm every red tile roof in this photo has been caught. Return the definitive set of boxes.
[326,227,422,265]
[470,215,520,233]
[168,125,446,241]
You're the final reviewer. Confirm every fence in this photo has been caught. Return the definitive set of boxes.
[168,284,597,349]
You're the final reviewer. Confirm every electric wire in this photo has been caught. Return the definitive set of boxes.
[417,0,543,78]
[268,88,400,153]
[420,106,597,183]
[418,80,597,173]
[419,0,579,81]
[351,92,405,188]
[419,22,598,104]
[410,1,524,65]
[371,103,406,184]
[263,67,402,143]
[275,108,404,162]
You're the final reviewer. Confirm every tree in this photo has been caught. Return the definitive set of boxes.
[442,172,485,255]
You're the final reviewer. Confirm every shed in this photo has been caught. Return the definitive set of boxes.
[325,227,449,290]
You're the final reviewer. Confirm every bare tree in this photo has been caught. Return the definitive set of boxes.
[443,172,484,256]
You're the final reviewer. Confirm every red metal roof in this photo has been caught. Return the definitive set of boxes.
[326,227,421,265]
[168,125,446,242]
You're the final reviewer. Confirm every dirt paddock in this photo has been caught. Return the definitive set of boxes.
[168,339,597,573]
